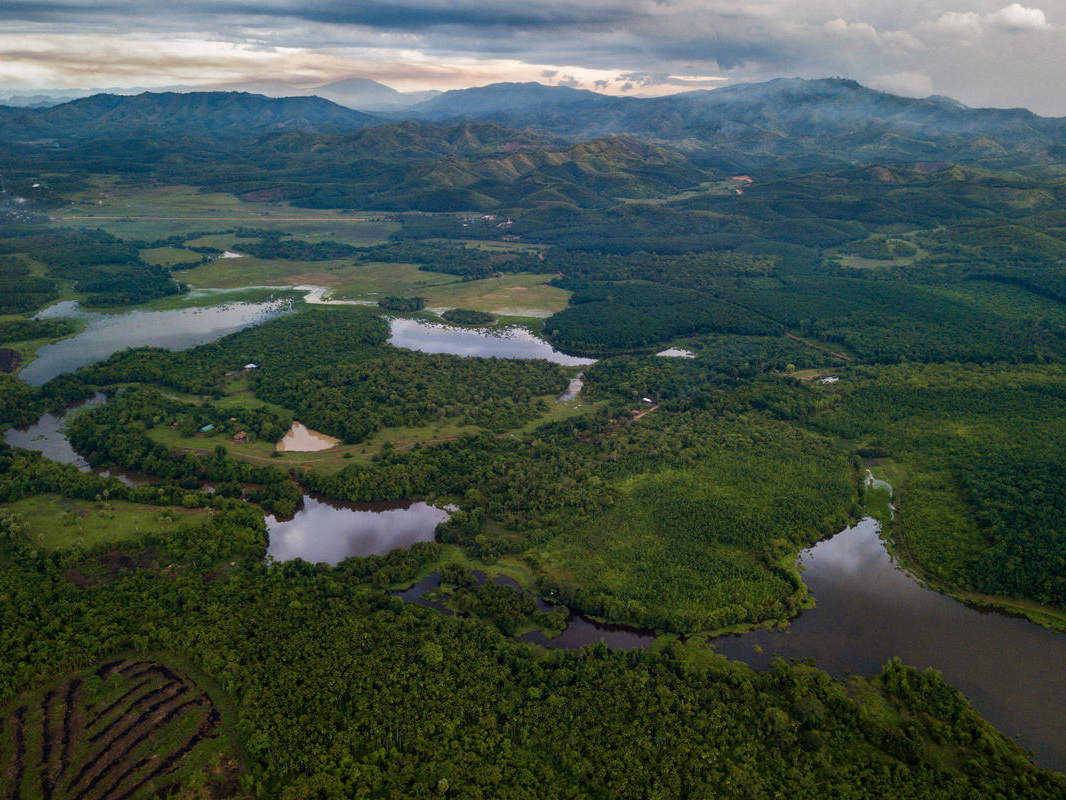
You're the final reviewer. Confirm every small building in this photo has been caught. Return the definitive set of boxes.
[820,376,840,385]
[641,397,654,404]
[199,424,215,433]
[243,363,258,370]
[232,431,248,444]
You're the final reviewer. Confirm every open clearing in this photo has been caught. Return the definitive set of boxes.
[178,257,570,316]
[5,495,208,551]
[56,182,396,244]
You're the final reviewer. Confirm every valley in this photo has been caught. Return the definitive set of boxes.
[2,77,1066,798]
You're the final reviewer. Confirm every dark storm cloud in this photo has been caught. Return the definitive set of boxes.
[1,1,1064,114]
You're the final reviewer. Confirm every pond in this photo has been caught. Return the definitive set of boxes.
[276,421,340,452]
[4,392,108,469]
[266,495,451,565]
[388,318,595,366]
[21,298,290,386]
[558,372,584,402]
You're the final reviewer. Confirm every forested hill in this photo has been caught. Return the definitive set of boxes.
[407,77,1066,165]
[0,91,382,140]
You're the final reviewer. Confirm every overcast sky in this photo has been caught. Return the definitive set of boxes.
[1,1,1063,114]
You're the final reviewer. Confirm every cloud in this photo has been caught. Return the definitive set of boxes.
[987,4,1050,32]
[825,18,880,43]
[868,71,935,98]
[0,1,1064,113]
[920,5,1050,40]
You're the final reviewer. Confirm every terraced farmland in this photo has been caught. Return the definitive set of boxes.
[2,659,232,800]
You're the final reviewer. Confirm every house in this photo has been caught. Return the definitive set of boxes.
[232,431,248,444]
[199,424,215,433]
[820,376,840,385]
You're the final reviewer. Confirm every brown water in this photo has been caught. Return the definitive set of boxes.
[265,495,450,564]
[388,318,595,366]
[21,299,289,385]
[276,421,340,452]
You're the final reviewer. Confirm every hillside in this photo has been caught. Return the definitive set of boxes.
[0,91,381,140]
[406,77,1066,166]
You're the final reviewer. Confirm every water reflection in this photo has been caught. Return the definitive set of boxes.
[558,372,584,402]
[520,616,654,652]
[389,318,595,366]
[266,495,450,564]
[3,392,107,468]
[714,519,1066,770]
[21,299,289,385]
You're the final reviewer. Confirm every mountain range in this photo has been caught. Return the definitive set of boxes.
[0,77,438,112]
[4,78,1065,168]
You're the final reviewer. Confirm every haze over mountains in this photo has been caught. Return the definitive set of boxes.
[3,78,1065,168]
[0,77,438,112]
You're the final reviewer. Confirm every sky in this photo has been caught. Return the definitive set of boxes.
[0,0,1063,114]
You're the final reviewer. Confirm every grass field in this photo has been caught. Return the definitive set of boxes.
[5,495,208,551]
[138,287,304,311]
[139,246,199,267]
[178,256,570,316]
[56,182,396,243]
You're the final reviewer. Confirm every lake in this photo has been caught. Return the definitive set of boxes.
[713,518,1066,770]
[388,318,595,366]
[266,494,451,564]
[21,299,290,385]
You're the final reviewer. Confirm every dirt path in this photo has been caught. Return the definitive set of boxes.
[631,404,659,421]
[785,332,854,361]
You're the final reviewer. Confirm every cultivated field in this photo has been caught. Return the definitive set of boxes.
[1,657,237,800]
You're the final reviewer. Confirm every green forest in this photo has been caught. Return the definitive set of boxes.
[3,78,1066,797]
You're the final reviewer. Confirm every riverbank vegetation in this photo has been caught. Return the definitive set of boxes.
[1,462,1063,798]
[804,363,1066,615]
[440,307,494,325]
